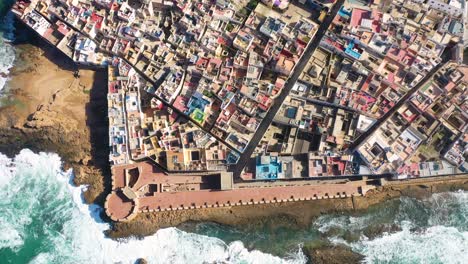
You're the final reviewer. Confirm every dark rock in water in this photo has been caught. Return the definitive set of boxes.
[321,227,360,243]
[303,243,364,264]
[397,185,432,199]
[136,258,148,264]
[362,223,402,240]
[321,226,343,238]
[342,230,361,243]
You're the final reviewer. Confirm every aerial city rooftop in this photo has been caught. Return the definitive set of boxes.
[12,0,467,220]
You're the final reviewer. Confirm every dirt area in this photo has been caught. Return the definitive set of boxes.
[0,39,110,206]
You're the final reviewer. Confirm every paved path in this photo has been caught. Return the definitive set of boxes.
[137,181,362,212]
[229,0,346,177]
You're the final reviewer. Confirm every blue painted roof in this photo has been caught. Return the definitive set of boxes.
[345,41,362,59]
[255,156,282,179]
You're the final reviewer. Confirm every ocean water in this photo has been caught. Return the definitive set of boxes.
[1,4,467,264]
[0,149,307,264]
[0,3,16,95]
[1,150,467,264]
[0,6,306,263]
[188,191,468,263]
[0,37,15,93]
[315,193,468,263]
[0,7,304,262]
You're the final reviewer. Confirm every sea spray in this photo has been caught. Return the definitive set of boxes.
[0,150,467,264]
[0,5,16,94]
[354,224,468,263]
[0,38,15,93]
[0,149,307,264]
[352,193,468,264]
[314,192,468,264]
[179,219,321,257]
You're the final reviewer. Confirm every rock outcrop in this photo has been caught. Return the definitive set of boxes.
[0,43,110,205]
[303,243,364,264]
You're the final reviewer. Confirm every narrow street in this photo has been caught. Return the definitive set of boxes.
[348,51,451,151]
[229,0,346,178]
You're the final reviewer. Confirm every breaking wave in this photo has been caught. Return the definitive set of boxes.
[0,10,16,94]
[0,13,15,93]
[354,224,468,263]
[0,149,306,264]
[315,191,468,264]
[354,192,468,263]
[0,38,15,93]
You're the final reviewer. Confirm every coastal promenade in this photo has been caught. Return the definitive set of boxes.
[105,162,468,222]
[107,184,363,222]
[105,161,365,222]
[138,183,361,210]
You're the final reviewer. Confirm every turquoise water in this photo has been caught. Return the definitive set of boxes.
[1,149,467,263]
[0,0,13,16]
[0,150,307,264]
[184,191,468,263]
[1,4,467,263]
[0,1,16,95]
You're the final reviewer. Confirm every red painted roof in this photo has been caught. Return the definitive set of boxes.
[350,8,369,28]
[91,13,103,29]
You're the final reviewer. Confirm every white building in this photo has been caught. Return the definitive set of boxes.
[426,0,464,17]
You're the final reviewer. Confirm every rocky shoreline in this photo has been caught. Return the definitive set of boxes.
[0,36,111,206]
[104,178,467,262]
[2,36,468,263]
[107,178,468,234]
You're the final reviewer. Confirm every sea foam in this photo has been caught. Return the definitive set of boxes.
[0,12,16,94]
[0,149,306,264]
[0,38,15,93]
[354,192,468,264]
[354,224,468,264]
[315,190,468,264]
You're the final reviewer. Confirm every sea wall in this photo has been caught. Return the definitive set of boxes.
[107,174,468,238]
[3,24,468,243]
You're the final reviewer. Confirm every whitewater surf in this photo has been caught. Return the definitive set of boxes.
[1,149,467,263]
[0,149,307,264]
[314,191,468,264]
[0,10,16,95]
